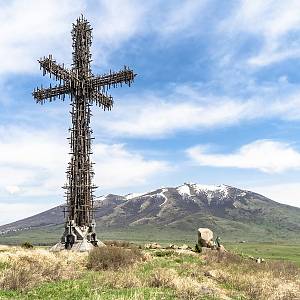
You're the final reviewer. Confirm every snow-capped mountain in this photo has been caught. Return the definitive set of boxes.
[1,183,300,242]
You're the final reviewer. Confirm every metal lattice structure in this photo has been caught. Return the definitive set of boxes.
[33,15,136,251]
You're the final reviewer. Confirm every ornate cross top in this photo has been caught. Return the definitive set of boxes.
[32,15,136,251]
[33,16,136,110]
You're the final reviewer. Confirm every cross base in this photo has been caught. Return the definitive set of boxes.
[50,220,105,252]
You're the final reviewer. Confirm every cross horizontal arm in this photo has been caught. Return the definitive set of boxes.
[39,55,77,82]
[91,91,113,110]
[90,66,136,91]
[33,85,70,104]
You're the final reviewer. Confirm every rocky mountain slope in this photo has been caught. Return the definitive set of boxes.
[1,183,300,242]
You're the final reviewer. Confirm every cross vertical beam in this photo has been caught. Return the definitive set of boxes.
[32,15,136,251]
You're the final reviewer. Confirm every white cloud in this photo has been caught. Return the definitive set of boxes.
[0,125,68,198]
[93,85,259,138]
[187,140,300,173]
[0,125,169,199]
[93,84,300,138]
[86,0,150,66]
[0,0,208,75]
[154,0,208,36]
[221,0,300,66]
[0,0,150,74]
[0,0,85,74]
[2,0,299,77]
[96,98,251,138]
[250,182,300,208]
[5,185,21,195]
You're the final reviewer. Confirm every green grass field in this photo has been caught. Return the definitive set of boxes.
[226,242,300,265]
[0,226,199,246]
[1,226,299,266]
[0,275,178,300]
[1,224,300,246]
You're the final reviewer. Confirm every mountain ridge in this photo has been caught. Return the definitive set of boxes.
[1,182,300,243]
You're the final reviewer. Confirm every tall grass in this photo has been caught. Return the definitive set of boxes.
[87,246,143,271]
[202,251,300,300]
[0,249,86,291]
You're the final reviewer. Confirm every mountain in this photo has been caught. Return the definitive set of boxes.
[1,183,300,244]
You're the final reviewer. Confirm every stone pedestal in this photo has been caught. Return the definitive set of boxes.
[50,219,105,252]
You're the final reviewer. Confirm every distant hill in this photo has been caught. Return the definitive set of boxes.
[1,183,300,244]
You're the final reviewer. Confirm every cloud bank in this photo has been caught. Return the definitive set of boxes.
[221,0,300,67]
[92,84,300,138]
[187,140,300,173]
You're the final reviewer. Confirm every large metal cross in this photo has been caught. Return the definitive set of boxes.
[32,15,136,251]
[33,20,135,109]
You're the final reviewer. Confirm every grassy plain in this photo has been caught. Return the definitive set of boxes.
[1,224,300,246]
[226,242,300,265]
[0,243,299,300]
[0,226,197,246]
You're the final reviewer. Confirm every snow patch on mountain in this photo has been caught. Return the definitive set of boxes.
[238,191,247,197]
[156,188,168,206]
[125,192,144,200]
[177,184,191,197]
[97,184,232,207]
[191,183,228,196]
[97,195,107,201]
[189,183,230,204]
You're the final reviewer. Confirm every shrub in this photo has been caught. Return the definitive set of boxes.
[103,240,131,248]
[20,242,34,249]
[103,240,143,250]
[148,268,177,288]
[86,246,142,271]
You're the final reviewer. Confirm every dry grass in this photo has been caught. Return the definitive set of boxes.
[0,247,87,291]
[202,251,300,300]
[87,246,143,271]
[103,240,139,249]
[148,267,222,300]
[92,268,142,289]
[148,268,177,288]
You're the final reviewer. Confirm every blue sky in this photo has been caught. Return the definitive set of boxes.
[1,0,300,224]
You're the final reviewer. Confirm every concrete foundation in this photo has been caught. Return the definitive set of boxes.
[50,219,105,252]
[50,238,105,252]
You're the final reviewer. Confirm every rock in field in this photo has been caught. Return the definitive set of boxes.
[198,228,214,247]
[144,242,162,249]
